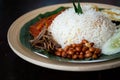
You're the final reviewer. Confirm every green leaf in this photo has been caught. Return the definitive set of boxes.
[77,0,83,14]
[72,0,83,14]
[72,0,78,13]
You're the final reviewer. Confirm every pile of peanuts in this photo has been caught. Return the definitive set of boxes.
[55,39,101,60]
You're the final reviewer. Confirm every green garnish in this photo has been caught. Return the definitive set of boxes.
[72,0,83,14]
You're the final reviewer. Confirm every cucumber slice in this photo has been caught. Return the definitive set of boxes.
[102,31,120,55]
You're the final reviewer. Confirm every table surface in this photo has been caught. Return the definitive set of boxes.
[1,0,120,80]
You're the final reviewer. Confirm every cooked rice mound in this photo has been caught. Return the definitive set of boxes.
[48,5,116,49]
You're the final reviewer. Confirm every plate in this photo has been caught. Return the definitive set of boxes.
[7,3,120,71]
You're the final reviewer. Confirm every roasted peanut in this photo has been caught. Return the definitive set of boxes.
[79,52,84,59]
[54,39,101,60]
[89,47,96,52]
[76,44,81,47]
[57,48,63,52]
[80,52,84,55]
[71,44,76,48]
[64,46,69,51]
[92,54,98,59]
[82,46,88,52]
[85,50,91,54]
[85,52,92,58]
[82,39,88,44]
[90,42,94,47]
[67,50,74,55]
[94,48,101,54]
[55,51,61,56]
[72,54,78,59]
[75,52,79,55]
[78,43,83,48]
[69,47,74,50]
[85,43,91,47]
[75,46,81,52]
[61,52,67,57]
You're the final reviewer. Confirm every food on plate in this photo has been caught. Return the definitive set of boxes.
[30,27,61,53]
[29,9,65,38]
[55,39,101,59]
[102,8,120,22]
[49,5,116,49]
[28,2,120,60]
[102,31,120,55]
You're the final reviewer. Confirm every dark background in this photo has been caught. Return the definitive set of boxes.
[0,0,120,80]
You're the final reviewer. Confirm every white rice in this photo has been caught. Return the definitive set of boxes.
[48,5,116,49]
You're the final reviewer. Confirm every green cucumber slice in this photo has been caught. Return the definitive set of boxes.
[102,31,120,55]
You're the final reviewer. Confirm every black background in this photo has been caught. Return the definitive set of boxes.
[0,0,120,80]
